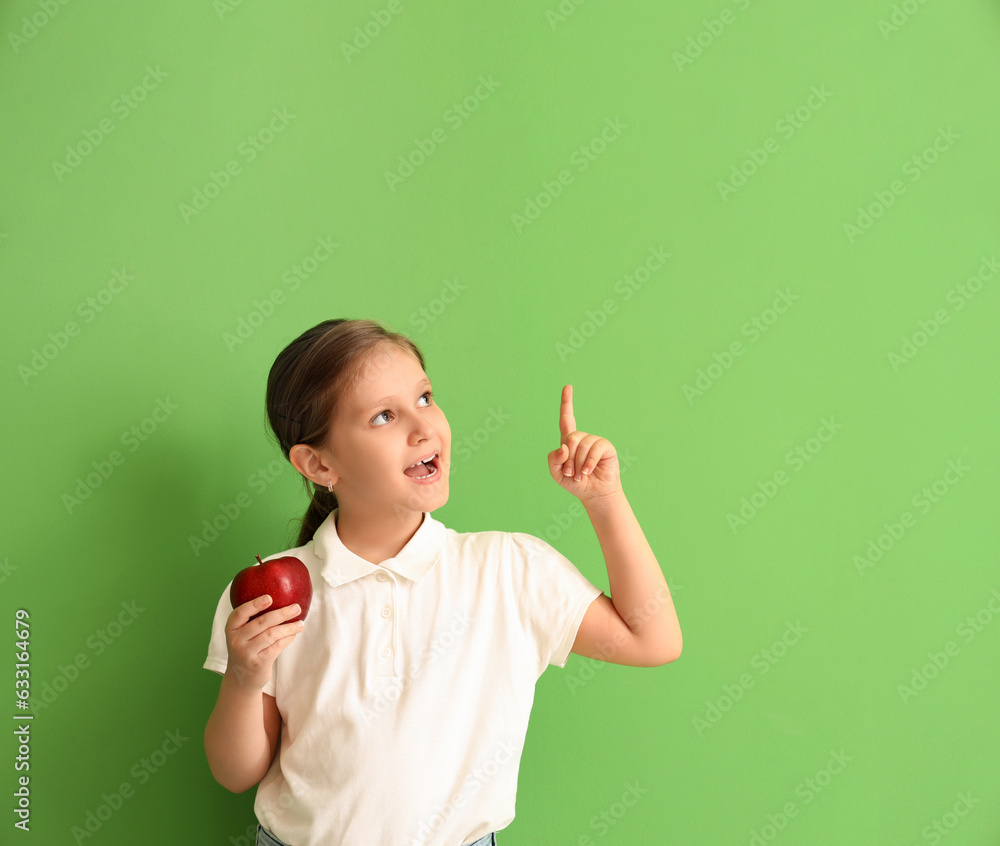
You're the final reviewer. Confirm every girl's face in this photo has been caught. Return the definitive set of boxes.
[323,344,450,517]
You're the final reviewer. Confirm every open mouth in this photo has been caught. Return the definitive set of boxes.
[403,452,440,480]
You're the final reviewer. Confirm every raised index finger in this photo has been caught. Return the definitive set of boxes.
[559,384,575,440]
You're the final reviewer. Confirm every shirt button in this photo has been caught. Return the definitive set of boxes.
[376,571,389,582]
[381,647,392,658]
[380,606,392,618]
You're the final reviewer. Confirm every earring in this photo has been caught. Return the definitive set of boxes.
[327,479,334,492]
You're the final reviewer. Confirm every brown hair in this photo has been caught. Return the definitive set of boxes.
[265,319,426,547]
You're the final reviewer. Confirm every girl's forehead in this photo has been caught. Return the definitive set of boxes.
[344,350,428,410]
[358,346,423,385]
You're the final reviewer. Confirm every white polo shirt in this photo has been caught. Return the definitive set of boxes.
[203,507,603,846]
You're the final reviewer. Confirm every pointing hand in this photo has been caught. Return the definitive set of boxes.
[547,385,621,502]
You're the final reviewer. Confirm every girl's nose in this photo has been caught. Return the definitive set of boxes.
[411,424,434,441]
[408,416,435,439]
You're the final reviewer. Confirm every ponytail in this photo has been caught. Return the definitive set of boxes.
[296,484,338,548]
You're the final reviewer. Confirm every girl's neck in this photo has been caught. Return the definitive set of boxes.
[333,506,424,566]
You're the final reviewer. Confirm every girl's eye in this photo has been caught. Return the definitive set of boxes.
[371,391,433,426]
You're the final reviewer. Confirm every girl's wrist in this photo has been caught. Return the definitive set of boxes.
[224,665,267,696]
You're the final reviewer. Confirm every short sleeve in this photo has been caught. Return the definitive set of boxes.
[505,532,604,673]
[203,580,276,698]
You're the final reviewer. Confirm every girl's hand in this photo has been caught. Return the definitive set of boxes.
[547,384,621,503]
[223,595,304,690]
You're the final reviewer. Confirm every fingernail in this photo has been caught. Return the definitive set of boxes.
[564,464,573,476]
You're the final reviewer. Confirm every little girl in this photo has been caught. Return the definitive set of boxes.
[203,318,682,846]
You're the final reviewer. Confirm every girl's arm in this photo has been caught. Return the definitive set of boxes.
[572,488,681,666]
[548,385,682,667]
[204,595,303,792]
[204,673,282,793]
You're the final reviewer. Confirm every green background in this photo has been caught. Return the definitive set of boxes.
[2,0,999,843]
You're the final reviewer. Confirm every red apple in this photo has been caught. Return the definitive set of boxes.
[230,554,312,623]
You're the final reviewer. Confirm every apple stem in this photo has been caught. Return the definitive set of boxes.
[255,554,264,565]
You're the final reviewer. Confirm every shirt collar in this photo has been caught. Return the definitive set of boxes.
[313,508,446,588]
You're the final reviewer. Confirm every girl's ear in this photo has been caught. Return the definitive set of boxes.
[289,443,336,488]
